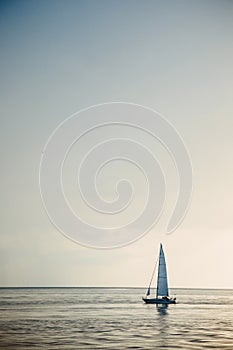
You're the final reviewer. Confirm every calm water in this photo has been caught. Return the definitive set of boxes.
[0,288,232,349]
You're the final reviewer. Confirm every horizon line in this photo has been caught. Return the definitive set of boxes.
[0,286,233,290]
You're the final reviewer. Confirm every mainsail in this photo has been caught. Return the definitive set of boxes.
[156,244,169,297]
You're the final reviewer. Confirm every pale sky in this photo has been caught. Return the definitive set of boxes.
[1,0,233,288]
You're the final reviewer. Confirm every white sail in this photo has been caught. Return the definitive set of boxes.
[156,244,169,297]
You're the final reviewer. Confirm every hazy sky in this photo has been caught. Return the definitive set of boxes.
[1,0,233,288]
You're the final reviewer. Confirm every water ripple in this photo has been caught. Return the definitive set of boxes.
[0,288,233,349]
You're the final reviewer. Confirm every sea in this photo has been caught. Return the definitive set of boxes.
[0,288,232,349]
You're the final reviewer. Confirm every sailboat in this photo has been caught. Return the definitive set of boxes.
[142,244,176,304]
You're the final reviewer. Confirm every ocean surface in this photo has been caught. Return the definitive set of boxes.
[0,288,232,349]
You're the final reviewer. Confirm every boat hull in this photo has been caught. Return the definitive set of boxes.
[142,297,176,304]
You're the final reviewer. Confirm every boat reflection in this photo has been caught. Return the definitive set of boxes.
[156,303,168,315]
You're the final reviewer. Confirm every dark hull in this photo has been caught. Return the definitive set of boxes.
[142,297,176,304]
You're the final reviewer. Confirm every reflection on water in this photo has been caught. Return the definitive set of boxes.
[0,288,233,349]
[156,303,168,316]
[156,304,169,349]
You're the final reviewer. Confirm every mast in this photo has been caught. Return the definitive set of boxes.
[156,244,161,298]
[156,243,169,298]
